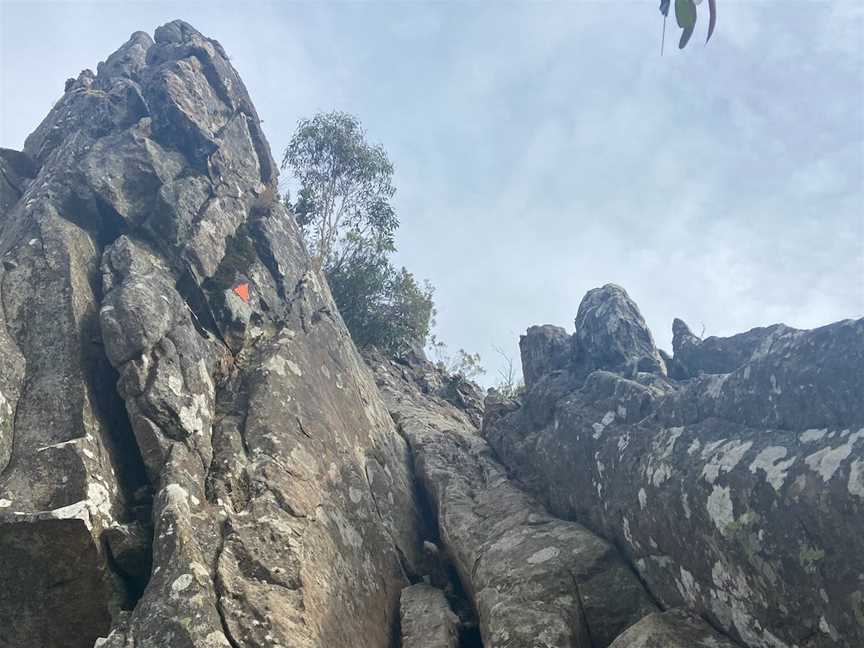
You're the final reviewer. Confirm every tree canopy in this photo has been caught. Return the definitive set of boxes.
[283,111,398,270]
[283,111,434,354]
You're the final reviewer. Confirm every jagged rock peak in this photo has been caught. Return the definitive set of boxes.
[573,283,666,377]
[519,284,667,389]
[0,20,425,648]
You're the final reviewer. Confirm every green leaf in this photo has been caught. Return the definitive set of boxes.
[675,0,696,30]
[706,0,717,43]
[679,24,695,49]
[675,0,697,48]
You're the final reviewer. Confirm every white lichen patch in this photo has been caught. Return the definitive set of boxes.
[204,631,233,647]
[702,440,753,484]
[167,374,184,397]
[622,517,633,545]
[197,359,214,393]
[799,428,827,443]
[749,446,796,492]
[706,486,735,533]
[770,374,782,395]
[264,355,288,376]
[805,429,864,482]
[86,482,113,521]
[652,464,673,487]
[705,373,729,399]
[165,483,190,510]
[348,487,363,504]
[617,433,631,456]
[286,360,303,377]
[819,616,838,640]
[660,427,684,459]
[848,459,864,499]
[0,499,11,508]
[527,546,560,564]
[596,456,605,479]
[677,566,701,604]
[179,393,209,436]
[48,499,93,529]
[35,438,82,452]
[592,411,616,439]
[700,439,727,460]
[171,573,194,597]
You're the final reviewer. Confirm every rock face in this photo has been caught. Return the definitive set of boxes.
[2,20,860,648]
[608,609,739,648]
[486,283,864,648]
[399,583,460,648]
[0,21,424,648]
[369,349,659,647]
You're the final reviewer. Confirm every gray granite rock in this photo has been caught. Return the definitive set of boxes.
[369,350,658,647]
[0,20,423,648]
[609,609,739,648]
[520,324,571,388]
[400,584,460,648]
[486,284,864,648]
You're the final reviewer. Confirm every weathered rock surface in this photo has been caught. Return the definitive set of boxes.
[520,324,571,388]
[608,609,739,648]
[369,350,659,647]
[485,283,864,648]
[572,284,666,379]
[400,583,460,648]
[0,21,423,648]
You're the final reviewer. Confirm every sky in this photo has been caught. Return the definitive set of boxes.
[1,0,862,386]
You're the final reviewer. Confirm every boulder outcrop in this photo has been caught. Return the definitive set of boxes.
[369,349,659,647]
[0,21,424,648]
[485,284,864,648]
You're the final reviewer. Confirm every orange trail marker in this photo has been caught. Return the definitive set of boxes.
[233,282,250,303]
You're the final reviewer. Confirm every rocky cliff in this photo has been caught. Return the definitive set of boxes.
[0,21,424,648]
[485,284,864,648]
[1,19,861,648]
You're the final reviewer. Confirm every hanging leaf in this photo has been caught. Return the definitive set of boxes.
[679,23,695,49]
[675,0,697,49]
[659,0,671,17]
[706,0,717,43]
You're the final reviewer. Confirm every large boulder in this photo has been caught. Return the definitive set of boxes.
[573,284,666,378]
[485,285,864,648]
[0,20,423,648]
